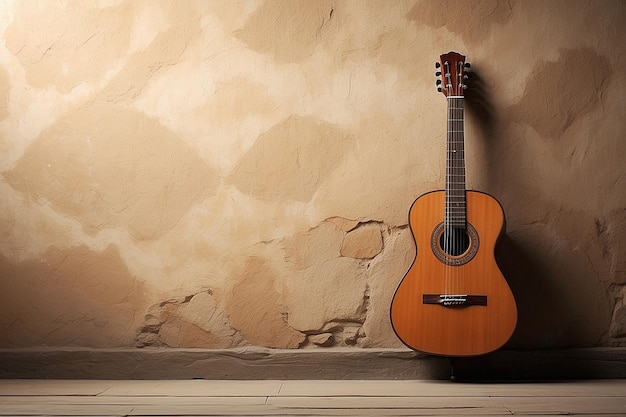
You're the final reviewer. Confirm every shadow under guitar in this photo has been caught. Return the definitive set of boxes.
[449,67,583,380]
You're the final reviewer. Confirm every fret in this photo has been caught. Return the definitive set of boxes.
[446,221,467,227]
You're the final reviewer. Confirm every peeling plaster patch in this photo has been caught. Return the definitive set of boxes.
[226,115,354,202]
[510,48,611,138]
[281,218,397,347]
[602,209,626,285]
[609,285,626,344]
[360,227,414,348]
[342,325,365,346]
[137,291,242,348]
[327,217,360,233]
[609,296,626,339]
[224,257,305,348]
[340,221,384,259]
[308,332,333,347]
[283,220,344,271]
[4,101,219,241]
[285,256,368,334]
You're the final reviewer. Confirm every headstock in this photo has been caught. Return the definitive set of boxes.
[435,51,470,97]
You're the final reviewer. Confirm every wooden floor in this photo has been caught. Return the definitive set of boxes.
[0,379,625,416]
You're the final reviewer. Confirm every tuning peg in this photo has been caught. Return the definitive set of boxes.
[464,62,471,68]
[437,86,442,92]
[463,74,469,80]
[436,79,442,85]
[436,71,441,76]
[435,62,441,68]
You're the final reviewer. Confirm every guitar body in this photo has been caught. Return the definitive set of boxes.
[390,190,517,356]
[390,51,516,357]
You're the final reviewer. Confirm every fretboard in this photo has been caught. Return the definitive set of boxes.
[445,96,466,228]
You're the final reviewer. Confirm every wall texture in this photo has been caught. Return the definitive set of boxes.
[0,0,624,351]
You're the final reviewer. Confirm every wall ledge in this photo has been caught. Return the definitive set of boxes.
[0,347,625,380]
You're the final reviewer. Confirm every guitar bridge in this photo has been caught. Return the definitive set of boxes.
[423,294,487,307]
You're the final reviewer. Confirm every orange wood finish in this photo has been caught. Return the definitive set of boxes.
[390,190,517,357]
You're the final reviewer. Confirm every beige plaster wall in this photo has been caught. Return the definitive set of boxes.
[0,0,624,350]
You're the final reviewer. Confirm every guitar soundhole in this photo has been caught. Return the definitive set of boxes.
[431,222,479,266]
[439,227,470,256]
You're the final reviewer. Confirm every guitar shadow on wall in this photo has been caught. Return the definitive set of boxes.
[456,68,573,379]
[463,68,496,140]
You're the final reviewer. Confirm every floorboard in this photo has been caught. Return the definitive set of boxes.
[0,379,624,416]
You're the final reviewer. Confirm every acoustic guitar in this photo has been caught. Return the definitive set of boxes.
[389,51,517,357]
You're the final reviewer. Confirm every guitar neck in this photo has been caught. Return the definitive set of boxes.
[445,96,466,228]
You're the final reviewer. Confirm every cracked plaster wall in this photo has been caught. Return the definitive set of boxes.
[0,0,625,350]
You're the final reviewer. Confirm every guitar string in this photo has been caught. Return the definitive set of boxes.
[444,60,451,299]
[445,90,448,298]
[456,62,460,296]
[454,63,465,298]
[449,97,455,297]
[446,63,465,298]
[444,62,448,296]
[457,95,460,296]
[452,83,462,298]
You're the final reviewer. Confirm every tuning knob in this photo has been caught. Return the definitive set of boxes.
[464,62,471,68]
[435,62,441,68]
[436,71,441,76]
[437,86,442,92]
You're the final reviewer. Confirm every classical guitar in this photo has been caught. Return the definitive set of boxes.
[389,52,517,357]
